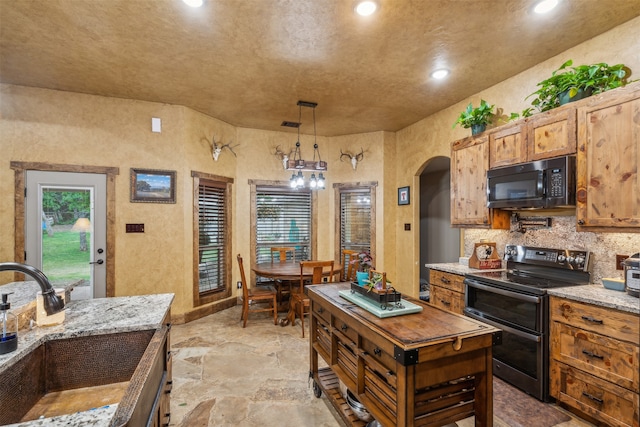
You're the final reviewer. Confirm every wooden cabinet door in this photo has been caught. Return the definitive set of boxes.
[576,84,640,231]
[451,135,509,228]
[527,106,577,161]
[489,123,527,168]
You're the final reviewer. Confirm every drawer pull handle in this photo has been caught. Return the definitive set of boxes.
[581,315,603,324]
[440,299,451,306]
[341,324,348,332]
[581,391,603,404]
[373,347,381,356]
[439,277,451,284]
[582,350,604,360]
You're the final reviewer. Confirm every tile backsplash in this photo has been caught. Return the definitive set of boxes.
[464,216,640,285]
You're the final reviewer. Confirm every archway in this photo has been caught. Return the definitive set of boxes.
[418,156,460,291]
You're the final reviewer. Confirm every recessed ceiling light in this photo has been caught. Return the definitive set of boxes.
[431,69,449,80]
[534,0,558,14]
[182,0,204,7]
[355,1,378,17]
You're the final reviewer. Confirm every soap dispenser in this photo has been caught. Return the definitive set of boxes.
[0,293,18,354]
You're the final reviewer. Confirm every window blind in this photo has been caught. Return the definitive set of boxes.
[198,181,227,294]
[340,190,371,254]
[255,187,312,264]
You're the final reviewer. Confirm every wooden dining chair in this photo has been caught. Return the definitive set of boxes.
[341,249,359,282]
[270,247,296,263]
[290,260,334,338]
[237,254,278,328]
[270,246,296,307]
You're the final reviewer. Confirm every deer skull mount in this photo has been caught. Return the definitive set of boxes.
[212,136,238,161]
[274,145,293,170]
[340,148,364,170]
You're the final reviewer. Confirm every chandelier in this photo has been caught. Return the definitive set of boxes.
[287,101,326,190]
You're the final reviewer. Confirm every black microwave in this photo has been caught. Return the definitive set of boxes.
[487,156,576,209]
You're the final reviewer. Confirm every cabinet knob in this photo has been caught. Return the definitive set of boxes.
[577,219,585,225]
[318,307,324,313]
[373,347,381,356]
[341,324,348,332]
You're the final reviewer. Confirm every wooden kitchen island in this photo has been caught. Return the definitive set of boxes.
[308,283,501,427]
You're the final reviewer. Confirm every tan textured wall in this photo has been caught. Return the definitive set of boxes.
[1,16,639,317]
[393,16,640,295]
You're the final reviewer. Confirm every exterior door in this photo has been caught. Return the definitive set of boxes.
[25,171,107,299]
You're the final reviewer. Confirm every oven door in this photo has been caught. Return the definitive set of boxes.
[464,278,549,401]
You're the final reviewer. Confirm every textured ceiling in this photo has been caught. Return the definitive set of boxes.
[1,0,639,136]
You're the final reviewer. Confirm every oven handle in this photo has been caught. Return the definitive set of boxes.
[464,278,542,304]
[464,308,542,342]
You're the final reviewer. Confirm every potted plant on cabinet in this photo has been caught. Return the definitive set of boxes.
[526,59,631,113]
[352,251,373,285]
[452,99,495,135]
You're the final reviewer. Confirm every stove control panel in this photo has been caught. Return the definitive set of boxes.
[504,245,590,271]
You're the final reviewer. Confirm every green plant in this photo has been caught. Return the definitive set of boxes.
[452,99,495,129]
[364,272,391,291]
[526,60,631,112]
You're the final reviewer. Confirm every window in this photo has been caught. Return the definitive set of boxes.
[254,186,312,264]
[193,172,233,306]
[334,182,377,262]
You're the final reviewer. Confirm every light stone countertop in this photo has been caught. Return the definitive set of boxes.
[425,263,639,315]
[425,262,505,276]
[0,291,174,427]
[548,285,639,315]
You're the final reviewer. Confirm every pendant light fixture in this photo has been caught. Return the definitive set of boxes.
[285,101,326,190]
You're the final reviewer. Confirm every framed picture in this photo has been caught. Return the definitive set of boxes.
[130,168,176,203]
[398,186,410,205]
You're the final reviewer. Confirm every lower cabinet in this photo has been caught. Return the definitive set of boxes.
[550,297,639,427]
[308,283,499,427]
[428,270,465,314]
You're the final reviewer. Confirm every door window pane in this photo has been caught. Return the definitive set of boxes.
[41,188,91,286]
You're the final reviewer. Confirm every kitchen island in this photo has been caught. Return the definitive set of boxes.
[0,292,173,426]
[308,282,501,427]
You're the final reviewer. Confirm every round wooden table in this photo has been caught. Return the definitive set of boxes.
[252,261,343,326]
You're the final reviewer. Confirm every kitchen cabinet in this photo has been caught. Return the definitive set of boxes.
[308,283,500,427]
[451,134,510,229]
[428,270,465,314]
[550,296,639,427]
[576,82,640,231]
[488,106,576,169]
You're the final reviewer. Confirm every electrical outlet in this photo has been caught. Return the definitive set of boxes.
[237,281,242,289]
[616,254,629,270]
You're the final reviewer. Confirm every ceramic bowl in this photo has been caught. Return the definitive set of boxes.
[602,277,625,291]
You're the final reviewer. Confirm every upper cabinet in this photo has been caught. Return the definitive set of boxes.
[576,83,640,231]
[451,135,510,229]
[489,106,577,169]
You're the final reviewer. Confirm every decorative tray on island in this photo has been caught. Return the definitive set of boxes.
[350,281,401,304]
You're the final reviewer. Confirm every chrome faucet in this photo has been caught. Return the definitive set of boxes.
[0,262,65,315]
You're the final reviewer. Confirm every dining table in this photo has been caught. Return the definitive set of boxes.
[252,261,343,325]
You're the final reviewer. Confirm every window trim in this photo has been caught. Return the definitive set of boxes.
[333,182,377,266]
[192,171,233,307]
[249,179,317,284]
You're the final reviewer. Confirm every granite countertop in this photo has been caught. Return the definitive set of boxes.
[548,285,639,315]
[0,291,174,427]
[426,263,639,315]
[425,262,505,276]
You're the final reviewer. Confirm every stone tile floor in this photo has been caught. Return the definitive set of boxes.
[169,305,595,427]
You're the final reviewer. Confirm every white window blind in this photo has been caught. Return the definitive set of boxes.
[198,181,227,294]
[340,190,371,254]
[255,187,312,264]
